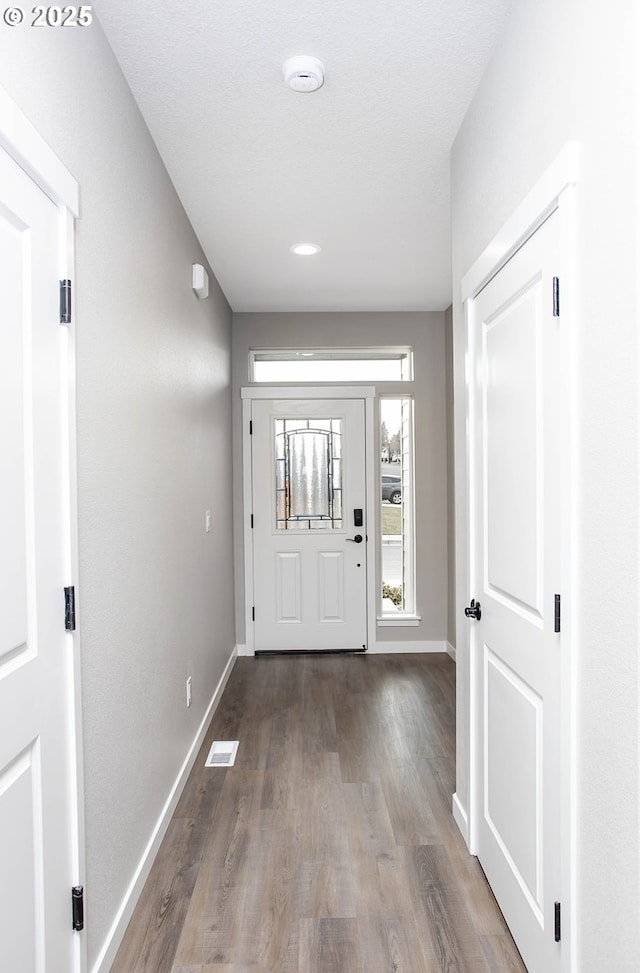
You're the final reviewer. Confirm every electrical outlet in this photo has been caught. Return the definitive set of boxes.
[205,509,211,533]
[186,676,192,707]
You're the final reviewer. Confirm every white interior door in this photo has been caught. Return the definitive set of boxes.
[0,145,79,971]
[469,211,563,973]
[251,398,367,651]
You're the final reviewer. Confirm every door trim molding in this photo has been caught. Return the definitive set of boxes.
[0,82,79,214]
[241,385,376,399]
[461,141,579,301]
[457,144,578,973]
[241,396,255,654]
[241,387,375,655]
[0,84,83,972]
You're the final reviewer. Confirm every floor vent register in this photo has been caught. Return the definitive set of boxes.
[205,740,239,768]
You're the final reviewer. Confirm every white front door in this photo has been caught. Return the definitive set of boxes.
[0,146,79,971]
[469,211,563,973]
[251,398,368,652]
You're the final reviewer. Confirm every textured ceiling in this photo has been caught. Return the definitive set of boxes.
[94,0,511,312]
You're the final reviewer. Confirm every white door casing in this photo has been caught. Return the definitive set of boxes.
[248,395,369,652]
[0,88,81,973]
[468,210,563,973]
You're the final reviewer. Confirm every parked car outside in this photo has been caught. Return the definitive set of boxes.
[381,474,402,504]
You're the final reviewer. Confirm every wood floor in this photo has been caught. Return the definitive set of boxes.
[111,653,527,973]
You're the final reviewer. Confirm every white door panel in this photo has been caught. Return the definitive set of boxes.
[318,551,345,621]
[0,146,77,972]
[471,211,562,973]
[484,283,542,613]
[485,648,542,913]
[252,398,367,652]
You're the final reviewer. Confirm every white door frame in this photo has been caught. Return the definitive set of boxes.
[241,386,376,655]
[457,143,579,972]
[0,84,84,972]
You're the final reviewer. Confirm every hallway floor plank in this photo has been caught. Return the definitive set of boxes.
[111,654,527,973]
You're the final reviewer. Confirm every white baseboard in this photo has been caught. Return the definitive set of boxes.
[452,792,470,848]
[368,639,448,654]
[446,641,456,661]
[91,646,238,973]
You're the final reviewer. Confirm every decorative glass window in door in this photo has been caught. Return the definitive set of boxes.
[275,418,343,529]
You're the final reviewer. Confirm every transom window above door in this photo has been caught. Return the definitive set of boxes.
[250,347,413,382]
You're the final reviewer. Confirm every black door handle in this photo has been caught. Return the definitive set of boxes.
[465,599,481,620]
[346,534,363,544]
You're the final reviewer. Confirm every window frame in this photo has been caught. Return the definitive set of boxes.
[378,395,419,625]
[249,346,414,383]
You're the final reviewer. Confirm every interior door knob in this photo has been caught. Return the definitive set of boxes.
[465,598,481,620]
[346,534,363,543]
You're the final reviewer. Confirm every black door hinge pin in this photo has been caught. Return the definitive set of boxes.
[252,606,255,621]
[64,586,76,632]
[552,277,560,317]
[554,594,561,633]
[60,279,72,324]
[554,901,561,942]
[72,886,84,931]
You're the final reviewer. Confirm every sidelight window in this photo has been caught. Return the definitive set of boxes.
[380,397,416,617]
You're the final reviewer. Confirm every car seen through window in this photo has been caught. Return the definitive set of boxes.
[381,475,401,504]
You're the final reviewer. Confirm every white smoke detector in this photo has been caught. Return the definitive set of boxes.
[283,55,325,93]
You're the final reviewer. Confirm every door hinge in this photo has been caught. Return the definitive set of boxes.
[554,901,561,942]
[552,276,560,317]
[64,586,76,632]
[249,420,253,435]
[250,514,254,528]
[72,886,84,931]
[554,593,561,633]
[252,606,255,621]
[59,279,72,324]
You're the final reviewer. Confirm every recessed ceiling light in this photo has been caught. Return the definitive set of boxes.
[290,243,321,256]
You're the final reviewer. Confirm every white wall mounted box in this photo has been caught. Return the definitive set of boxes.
[192,263,209,299]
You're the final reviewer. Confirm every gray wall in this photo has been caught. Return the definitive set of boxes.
[444,306,455,650]
[451,0,638,968]
[0,24,235,969]
[232,312,448,648]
